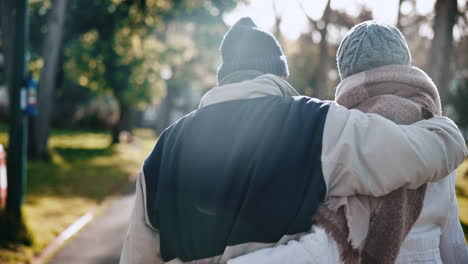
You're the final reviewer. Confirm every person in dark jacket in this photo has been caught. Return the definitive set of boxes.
[120,18,468,264]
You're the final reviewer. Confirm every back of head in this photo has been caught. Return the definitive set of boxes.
[336,20,411,80]
[217,17,289,84]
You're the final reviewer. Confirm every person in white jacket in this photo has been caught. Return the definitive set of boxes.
[229,21,468,264]
[119,18,468,264]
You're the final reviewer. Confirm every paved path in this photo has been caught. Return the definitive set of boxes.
[48,184,136,264]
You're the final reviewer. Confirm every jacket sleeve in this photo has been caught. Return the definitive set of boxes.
[120,171,164,264]
[227,226,341,264]
[321,102,468,197]
[439,171,468,263]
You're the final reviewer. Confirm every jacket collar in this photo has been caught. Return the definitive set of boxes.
[199,73,300,109]
[218,70,264,86]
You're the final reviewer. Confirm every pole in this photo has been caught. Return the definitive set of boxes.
[6,0,28,217]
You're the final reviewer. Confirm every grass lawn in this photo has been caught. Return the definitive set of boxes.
[0,125,156,263]
[456,156,468,232]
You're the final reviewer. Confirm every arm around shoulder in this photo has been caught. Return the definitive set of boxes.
[322,102,468,197]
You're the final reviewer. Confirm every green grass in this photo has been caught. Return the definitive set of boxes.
[0,125,156,263]
[456,157,468,230]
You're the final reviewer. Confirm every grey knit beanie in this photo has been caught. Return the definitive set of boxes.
[336,20,411,80]
[217,17,289,84]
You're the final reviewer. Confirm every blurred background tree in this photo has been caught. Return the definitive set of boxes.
[18,0,239,158]
[1,0,466,162]
[3,0,467,159]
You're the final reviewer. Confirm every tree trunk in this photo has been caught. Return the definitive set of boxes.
[315,0,331,99]
[0,0,15,98]
[29,0,68,158]
[427,0,458,106]
[111,104,133,143]
[272,1,282,44]
[156,81,178,133]
[2,0,31,232]
[396,0,404,30]
[273,16,282,44]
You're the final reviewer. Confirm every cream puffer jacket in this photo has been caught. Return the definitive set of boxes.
[229,70,468,264]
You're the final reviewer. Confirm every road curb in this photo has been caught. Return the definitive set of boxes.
[30,177,135,264]
[30,207,98,264]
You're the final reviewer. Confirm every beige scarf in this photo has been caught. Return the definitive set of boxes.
[314,64,441,264]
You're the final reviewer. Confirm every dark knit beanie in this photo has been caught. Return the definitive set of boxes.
[336,20,411,80]
[217,17,289,84]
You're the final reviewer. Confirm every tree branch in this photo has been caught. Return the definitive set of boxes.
[296,0,319,31]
